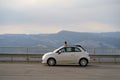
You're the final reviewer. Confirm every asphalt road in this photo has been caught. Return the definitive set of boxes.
[0,63,120,80]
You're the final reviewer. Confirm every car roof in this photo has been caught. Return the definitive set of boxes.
[53,45,86,52]
[64,45,82,47]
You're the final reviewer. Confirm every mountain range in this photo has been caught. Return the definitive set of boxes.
[0,30,120,48]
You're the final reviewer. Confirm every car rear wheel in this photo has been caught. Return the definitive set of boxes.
[79,58,88,67]
[47,58,56,66]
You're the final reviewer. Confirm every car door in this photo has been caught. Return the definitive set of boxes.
[55,47,75,64]
[73,47,82,63]
[66,47,82,63]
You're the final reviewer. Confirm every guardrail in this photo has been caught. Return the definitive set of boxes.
[0,47,120,63]
[0,47,120,55]
[90,54,120,63]
[0,47,56,54]
[0,54,120,63]
[0,54,43,62]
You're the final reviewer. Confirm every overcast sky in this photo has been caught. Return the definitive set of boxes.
[0,0,120,34]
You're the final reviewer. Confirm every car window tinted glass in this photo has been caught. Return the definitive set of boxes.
[59,48,66,53]
[75,47,81,52]
[62,47,72,52]
[66,47,72,52]
[64,47,78,52]
[59,47,81,53]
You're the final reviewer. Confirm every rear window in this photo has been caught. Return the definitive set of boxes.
[74,47,81,52]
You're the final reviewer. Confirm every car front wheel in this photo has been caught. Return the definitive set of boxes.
[47,58,56,66]
[79,58,88,67]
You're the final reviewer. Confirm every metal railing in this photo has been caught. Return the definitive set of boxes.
[0,47,120,63]
[0,54,43,62]
[0,47,56,54]
[0,54,120,63]
[90,54,120,63]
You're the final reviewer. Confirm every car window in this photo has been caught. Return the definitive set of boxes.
[63,47,78,52]
[58,47,81,53]
[66,47,72,52]
[75,47,81,52]
[61,48,66,52]
[60,47,72,52]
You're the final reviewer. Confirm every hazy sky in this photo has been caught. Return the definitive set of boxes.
[0,0,120,34]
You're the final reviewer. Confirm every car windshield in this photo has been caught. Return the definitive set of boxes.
[53,46,64,53]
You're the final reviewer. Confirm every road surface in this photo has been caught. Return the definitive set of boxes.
[0,63,120,80]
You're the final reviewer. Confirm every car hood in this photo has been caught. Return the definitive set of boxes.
[43,52,53,56]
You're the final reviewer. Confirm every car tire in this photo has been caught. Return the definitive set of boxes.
[79,58,88,67]
[47,58,56,66]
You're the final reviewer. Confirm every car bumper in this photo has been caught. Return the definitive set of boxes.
[41,58,47,64]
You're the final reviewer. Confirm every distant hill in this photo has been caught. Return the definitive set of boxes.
[0,31,120,48]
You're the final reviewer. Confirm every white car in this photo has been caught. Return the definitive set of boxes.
[42,45,90,67]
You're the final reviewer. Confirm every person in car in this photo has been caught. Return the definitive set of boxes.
[64,41,68,52]
[64,41,68,47]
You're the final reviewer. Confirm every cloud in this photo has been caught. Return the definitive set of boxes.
[62,22,120,32]
[0,22,119,34]
[0,0,120,33]
[0,24,62,34]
